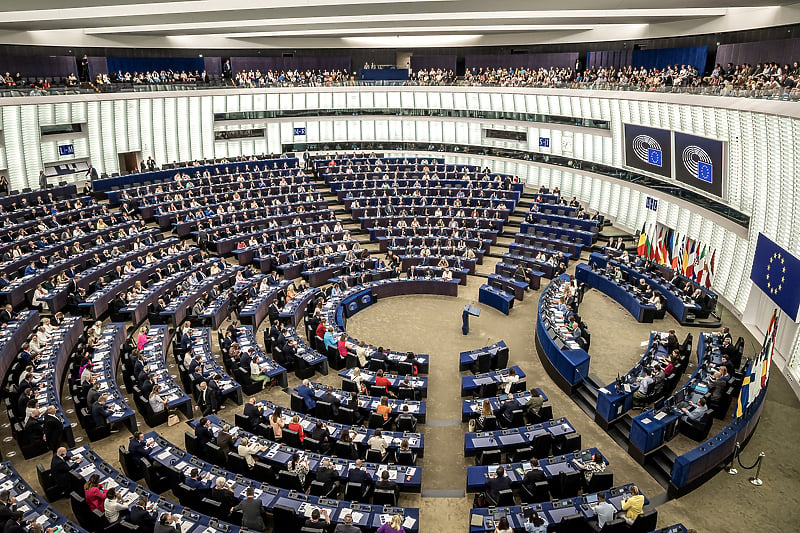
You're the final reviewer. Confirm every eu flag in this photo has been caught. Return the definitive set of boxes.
[647,148,662,167]
[750,233,800,320]
[697,161,713,183]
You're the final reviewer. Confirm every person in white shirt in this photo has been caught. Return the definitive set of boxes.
[502,368,519,394]
[104,487,130,522]
[237,437,262,468]
[367,428,389,457]
[442,267,453,281]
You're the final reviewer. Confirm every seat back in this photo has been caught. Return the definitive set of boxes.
[315,401,335,421]
[184,431,202,456]
[495,347,509,370]
[226,452,249,475]
[118,445,146,481]
[476,449,502,466]
[368,412,387,429]
[496,488,515,506]
[630,508,658,533]
[559,470,582,497]
[481,415,498,431]
[372,488,397,506]
[532,433,552,458]
[290,393,307,413]
[277,469,304,491]
[396,449,416,466]
[369,385,388,397]
[587,471,614,493]
[365,448,384,463]
[283,428,303,448]
[344,481,364,501]
[475,352,491,374]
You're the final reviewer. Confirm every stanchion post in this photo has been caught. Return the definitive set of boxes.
[749,452,766,486]
[727,441,740,475]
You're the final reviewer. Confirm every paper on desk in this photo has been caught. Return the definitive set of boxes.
[403,516,417,528]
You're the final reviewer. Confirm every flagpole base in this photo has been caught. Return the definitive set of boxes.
[727,468,738,475]
[749,477,763,486]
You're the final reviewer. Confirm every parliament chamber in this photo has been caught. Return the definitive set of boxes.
[1,4,800,533]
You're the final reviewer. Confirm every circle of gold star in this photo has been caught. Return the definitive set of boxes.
[765,252,786,295]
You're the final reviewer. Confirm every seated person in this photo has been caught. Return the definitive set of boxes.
[375,469,399,500]
[367,428,389,457]
[620,485,644,525]
[681,397,709,422]
[185,467,212,496]
[486,465,512,503]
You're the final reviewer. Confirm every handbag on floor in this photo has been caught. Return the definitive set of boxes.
[167,413,180,426]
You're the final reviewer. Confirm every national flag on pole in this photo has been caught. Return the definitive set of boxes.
[685,241,697,278]
[637,224,648,256]
[695,244,707,283]
[705,249,716,288]
[672,234,684,271]
[665,230,674,267]
[736,310,778,418]
[654,228,663,263]
[645,225,654,259]
[681,238,692,275]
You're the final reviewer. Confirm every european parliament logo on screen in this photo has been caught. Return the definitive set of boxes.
[293,127,306,136]
[674,132,724,198]
[647,148,662,167]
[623,124,671,178]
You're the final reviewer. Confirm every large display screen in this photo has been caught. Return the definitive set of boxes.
[673,131,725,198]
[623,124,672,179]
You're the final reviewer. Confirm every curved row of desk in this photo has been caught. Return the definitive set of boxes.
[1,461,86,532]
[150,430,420,531]
[575,263,661,323]
[467,484,647,532]
[535,275,590,394]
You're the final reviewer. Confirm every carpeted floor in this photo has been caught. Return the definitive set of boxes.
[2,273,798,532]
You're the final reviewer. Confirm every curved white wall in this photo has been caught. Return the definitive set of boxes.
[1,87,799,388]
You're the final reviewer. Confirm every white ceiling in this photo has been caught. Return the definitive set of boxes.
[1,1,799,48]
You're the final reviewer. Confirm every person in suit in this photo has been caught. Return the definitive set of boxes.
[497,398,517,427]
[320,385,341,417]
[315,458,340,495]
[242,397,263,429]
[346,459,373,494]
[521,459,546,493]
[42,406,63,452]
[86,382,101,408]
[24,409,45,447]
[128,432,151,466]
[128,496,157,529]
[707,367,730,403]
[395,405,417,432]
[91,394,114,431]
[333,514,363,533]
[1,511,24,533]
[50,447,79,488]
[304,508,331,530]
[295,379,317,411]
[196,381,219,416]
[195,417,214,447]
[154,513,181,533]
[216,424,234,456]
[211,477,240,517]
[0,305,13,324]
[375,469,399,501]
[486,465,512,503]
[231,487,266,531]
[185,468,212,496]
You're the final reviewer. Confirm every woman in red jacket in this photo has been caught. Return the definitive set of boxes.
[287,414,305,442]
[84,474,107,512]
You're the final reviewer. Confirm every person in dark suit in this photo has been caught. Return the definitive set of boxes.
[128,432,151,466]
[195,417,214,447]
[128,496,157,529]
[196,381,219,416]
[50,447,78,488]
[242,397,263,428]
[486,465,512,503]
[521,459,546,493]
[91,395,113,430]
[346,459,373,493]
[23,410,45,447]
[497,399,517,427]
[320,385,341,417]
[375,469,399,501]
[210,478,239,517]
[665,330,680,353]
[314,458,340,495]
[231,487,266,531]
[185,468,212,497]
[216,424,234,456]
[1,511,24,533]
[0,305,13,324]
[42,406,63,452]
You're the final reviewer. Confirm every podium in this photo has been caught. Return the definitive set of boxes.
[462,304,481,335]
